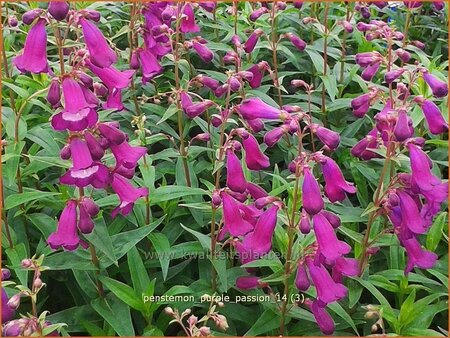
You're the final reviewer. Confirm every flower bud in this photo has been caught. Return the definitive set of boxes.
[22,9,43,25]
[214,314,229,331]
[21,259,33,268]
[48,1,70,21]
[2,268,11,280]
[8,15,18,27]
[164,307,174,315]
[34,277,43,289]
[199,326,211,336]
[187,315,198,326]
[7,293,21,309]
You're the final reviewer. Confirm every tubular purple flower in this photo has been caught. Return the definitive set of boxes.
[243,29,263,53]
[199,2,216,12]
[313,213,351,261]
[423,72,448,98]
[351,128,379,160]
[332,257,359,283]
[285,32,306,51]
[139,49,163,83]
[356,22,377,32]
[48,1,69,21]
[192,41,214,63]
[2,289,15,322]
[311,124,340,150]
[385,69,405,84]
[396,48,411,62]
[416,98,448,134]
[241,206,278,256]
[180,91,193,110]
[246,63,265,89]
[84,132,104,161]
[295,263,310,291]
[79,17,117,68]
[180,4,199,33]
[229,77,241,92]
[321,156,356,202]
[87,61,134,89]
[394,109,413,141]
[351,93,372,118]
[321,210,341,229]
[98,122,127,145]
[237,97,281,120]
[22,9,43,25]
[48,200,81,251]
[299,210,311,234]
[80,197,99,217]
[47,79,61,107]
[397,191,428,234]
[407,143,441,192]
[264,125,289,147]
[185,100,215,118]
[111,141,147,169]
[400,235,438,274]
[236,276,261,290]
[361,62,380,81]
[80,84,99,106]
[242,134,270,170]
[60,138,110,188]
[219,192,253,240]
[13,19,49,74]
[432,1,445,10]
[111,173,149,217]
[226,149,247,193]
[51,77,98,131]
[103,88,124,111]
[77,203,94,234]
[355,52,381,67]
[247,118,265,133]
[249,7,269,21]
[246,182,268,200]
[341,20,353,33]
[197,75,219,90]
[310,301,335,335]
[302,167,324,215]
[305,258,348,304]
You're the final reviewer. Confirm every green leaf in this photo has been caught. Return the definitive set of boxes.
[127,247,150,295]
[398,289,416,332]
[180,223,211,251]
[148,233,171,281]
[150,186,208,204]
[5,191,61,210]
[98,276,145,312]
[5,243,28,286]
[91,293,135,336]
[426,212,447,251]
[245,308,281,336]
[85,217,117,266]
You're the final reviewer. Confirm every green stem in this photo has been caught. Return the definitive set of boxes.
[321,3,330,126]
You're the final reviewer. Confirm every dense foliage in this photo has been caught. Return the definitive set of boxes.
[1,1,448,336]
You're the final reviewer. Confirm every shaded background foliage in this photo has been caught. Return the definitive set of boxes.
[1,1,448,336]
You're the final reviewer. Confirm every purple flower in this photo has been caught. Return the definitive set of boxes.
[51,77,98,131]
[331,257,359,283]
[185,100,215,118]
[237,98,281,120]
[13,19,49,73]
[249,7,269,21]
[22,9,43,25]
[400,234,438,274]
[351,93,371,118]
[310,124,340,150]
[243,29,263,53]
[397,190,428,234]
[423,72,448,98]
[416,98,448,134]
[393,109,413,141]
[321,210,341,229]
[236,276,261,290]
[2,289,15,322]
[246,62,267,89]
[226,149,247,193]
[60,138,110,188]
[218,192,253,240]
[242,134,270,170]
[48,1,69,21]
[264,125,289,147]
[84,132,104,160]
[306,258,348,304]
[321,156,356,202]
[111,173,148,217]
[408,143,442,192]
[351,128,379,160]
[192,41,214,63]
[295,263,310,291]
[313,212,351,261]
[195,75,219,91]
[361,62,380,81]
[302,167,324,215]
[310,301,335,335]
[111,141,147,169]
[241,206,278,257]
[385,69,405,84]
[87,61,134,89]
[285,32,306,51]
[396,48,411,62]
[48,200,81,250]
[246,182,268,200]
[79,17,117,68]
[139,48,163,83]
[98,122,126,145]
[247,118,265,133]
[180,4,199,33]
[299,210,311,234]
[103,88,124,111]
[199,2,216,12]
[77,202,95,234]
[47,79,61,107]
[355,52,381,67]
[433,1,445,10]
